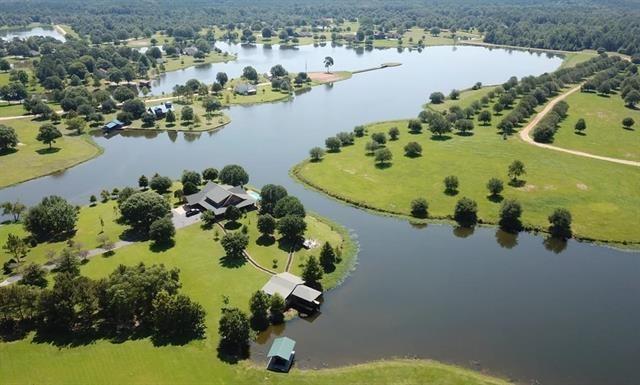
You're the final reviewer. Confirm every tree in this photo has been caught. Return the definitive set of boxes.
[242,66,258,81]
[66,117,87,135]
[122,99,146,119]
[624,89,640,107]
[225,205,241,223]
[493,103,504,115]
[499,199,523,233]
[353,125,365,137]
[410,198,429,218]
[309,146,325,161]
[319,242,336,270]
[371,132,387,145]
[277,215,307,240]
[428,114,451,137]
[219,164,249,186]
[388,126,400,140]
[270,64,288,78]
[119,191,171,232]
[1,201,26,222]
[181,170,202,187]
[486,178,504,197]
[220,232,248,259]
[202,97,221,115]
[546,206,574,241]
[325,136,341,152]
[20,263,48,288]
[36,124,62,149]
[454,197,478,227]
[150,174,172,194]
[478,110,492,125]
[429,92,445,104]
[622,117,635,129]
[323,56,334,73]
[218,307,250,354]
[269,293,285,324]
[455,119,474,134]
[149,216,175,244]
[404,141,422,157]
[180,106,194,123]
[257,214,276,237]
[249,290,270,330]
[3,233,28,262]
[374,148,392,165]
[215,72,228,89]
[165,110,176,125]
[449,89,460,100]
[575,118,587,133]
[430,26,441,36]
[443,175,459,194]
[0,59,10,72]
[407,119,422,133]
[301,255,323,290]
[24,196,77,241]
[0,124,19,152]
[139,175,149,189]
[56,249,80,277]
[113,86,135,102]
[507,160,526,183]
[151,291,206,341]
[141,112,156,127]
[260,184,288,214]
[202,168,219,181]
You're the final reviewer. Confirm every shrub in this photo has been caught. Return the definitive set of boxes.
[410,198,429,218]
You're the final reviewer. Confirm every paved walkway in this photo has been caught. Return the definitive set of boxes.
[519,85,640,167]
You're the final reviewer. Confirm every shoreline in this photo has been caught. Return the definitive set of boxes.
[290,157,640,251]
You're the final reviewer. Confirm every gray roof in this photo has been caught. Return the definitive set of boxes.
[261,272,320,303]
[185,181,256,216]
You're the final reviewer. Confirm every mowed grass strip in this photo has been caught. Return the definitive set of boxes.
[294,119,640,244]
[553,91,640,160]
[0,118,102,188]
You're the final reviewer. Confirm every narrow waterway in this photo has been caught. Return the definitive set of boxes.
[1,42,638,385]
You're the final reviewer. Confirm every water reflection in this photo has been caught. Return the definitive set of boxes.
[495,229,519,249]
[543,236,568,254]
[453,226,475,238]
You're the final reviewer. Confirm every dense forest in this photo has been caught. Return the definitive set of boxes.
[1,0,640,55]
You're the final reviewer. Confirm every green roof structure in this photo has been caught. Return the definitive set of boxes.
[267,337,296,360]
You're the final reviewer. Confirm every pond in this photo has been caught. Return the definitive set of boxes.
[0,26,66,42]
[1,43,639,385]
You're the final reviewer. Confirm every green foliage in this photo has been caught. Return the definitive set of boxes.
[181,170,202,187]
[410,198,429,218]
[219,164,249,186]
[453,197,478,227]
[119,191,171,232]
[218,307,250,353]
[24,196,77,241]
[443,175,459,194]
[273,196,305,218]
[269,293,285,324]
[325,136,341,152]
[507,160,526,182]
[319,241,336,270]
[149,216,176,244]
[0,124,19,152]
[151,290,206,341]
[622,117,635,129]
[574,118,587,132]
[225,206,241,222]
[202,167,219,181]
[3,233,28,262]
[20,263,48,288]
[486,178,504,196]
[301,255,323,290]
[403,141,422,157]
[499,199,523,233]
[374,147,392,165]
[249,290,270,331]
[220,232,248,259]
[257,214,276,236]
[309,146,326,161]
[548,208,572,239]
[150,174,173,194]
[259,184,288,214]
[36,124,62,149]
[276,214,307,240]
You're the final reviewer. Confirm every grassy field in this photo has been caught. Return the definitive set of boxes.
[427,86,498,113]
[160,51,236,73]
[553,91,640,160]
[0,118,102,188]
[559,51,599,69]
[0,204,505,385]
[293,116,640,244]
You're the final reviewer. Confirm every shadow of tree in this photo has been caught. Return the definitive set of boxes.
[404,152,422,158]
[508,179,526,188]
[219,254,246,268]
[374,162,392,170]
[455,131,474,137]
[487,194,504,203]
[217,342,249,364]
[36,147,61,155]
[149,239,175,253]
[256,234,276,247]
[224,221,241,231]
[430,135,452,141]
[444,188,458,196]
[574,131,586,136]
[0,148,18,156]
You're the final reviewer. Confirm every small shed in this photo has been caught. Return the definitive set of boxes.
[267,337,296,372]
[103,119,124,133]
[234,83,257,95]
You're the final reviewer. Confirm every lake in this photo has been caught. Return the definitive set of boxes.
[0,26,66,42]
[1,42,638,385]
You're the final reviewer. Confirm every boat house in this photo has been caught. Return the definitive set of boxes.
[102,119,124,133]
[261,272,322,313]
[266,337,296,372]
[184,181,257,217]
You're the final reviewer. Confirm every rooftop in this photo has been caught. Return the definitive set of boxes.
[267,337,296,360]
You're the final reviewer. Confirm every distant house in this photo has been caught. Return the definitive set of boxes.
[138,80,152,88]
[183,46,198,56]
[261,272,322,313]
[146,101,172,118]
[185,181,257,217]
[102,119,124,133]
[234,83,257,95]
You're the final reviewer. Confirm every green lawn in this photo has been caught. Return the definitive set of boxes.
[0,117,102,188]
[160,51,236,73]
[559,51,599,69]
[0,203,503,385]
[427,86,498,113]
[294,118,640,244]
[553,91,640,160]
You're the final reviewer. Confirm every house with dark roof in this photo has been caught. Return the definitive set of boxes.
[185,181,257,217]
[234,83,257,95]
[261,272,322,313]
[147,101,173,118]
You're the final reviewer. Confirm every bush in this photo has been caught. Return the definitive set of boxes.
[407,119,422,133]
[499,199,523,232]
[443,175,459,194]
[410,198,429,218]
[548,208,572,239]
[388,126,400,140]
[486,178,504,196]
[371,132,387,145]
[202,167,219,181]
[454,197,478,227]
[150,175,172,194]
[404,141,422,157]
[149,216,175,244]
[24,196,77,241]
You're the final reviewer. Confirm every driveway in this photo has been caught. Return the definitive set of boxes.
[171,207,202,229]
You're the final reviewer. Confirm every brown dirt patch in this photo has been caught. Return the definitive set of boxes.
[309,72,342,83]
[577,183,589,191]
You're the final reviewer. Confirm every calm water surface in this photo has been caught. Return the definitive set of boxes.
[1,43,638,385]
[0,26,66,42]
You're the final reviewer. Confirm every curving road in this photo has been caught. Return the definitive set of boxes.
[519,84,640,167]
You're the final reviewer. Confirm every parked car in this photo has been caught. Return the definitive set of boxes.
[186,208,200,217]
